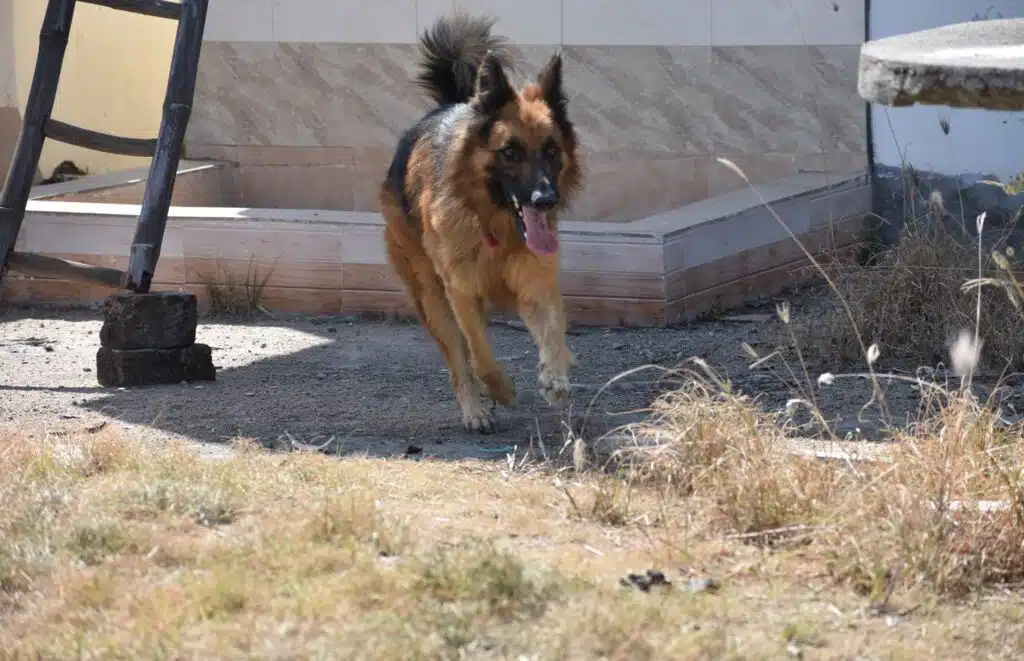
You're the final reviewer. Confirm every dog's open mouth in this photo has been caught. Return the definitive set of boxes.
[511,194,559,255]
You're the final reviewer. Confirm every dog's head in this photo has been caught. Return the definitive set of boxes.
[457,51,582,255]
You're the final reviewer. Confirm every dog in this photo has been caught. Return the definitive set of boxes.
[380,13,584,433]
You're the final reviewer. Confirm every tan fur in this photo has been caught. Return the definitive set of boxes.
[381,27,583,433]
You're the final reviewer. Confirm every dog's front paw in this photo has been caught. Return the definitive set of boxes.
[538,363,570,406]
[462,400,498,434]
[481,369,518,409]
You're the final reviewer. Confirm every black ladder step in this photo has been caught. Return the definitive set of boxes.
[44,119,157,157]
[78,0,182,20]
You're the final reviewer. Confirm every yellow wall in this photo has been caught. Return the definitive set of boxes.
[1,1,15,109]
[13,0,177,177]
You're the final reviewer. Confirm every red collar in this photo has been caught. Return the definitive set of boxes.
[483,231,500,249]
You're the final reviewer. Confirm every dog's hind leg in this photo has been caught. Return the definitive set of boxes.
[384,223,500,434]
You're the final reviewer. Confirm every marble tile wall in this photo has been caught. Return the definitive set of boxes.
[185,0,868,220]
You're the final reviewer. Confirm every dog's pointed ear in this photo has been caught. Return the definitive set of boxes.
[537,51,572,133]
[471,51,515,116]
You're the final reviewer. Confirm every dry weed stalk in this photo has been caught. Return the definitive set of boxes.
[603,159,1024,597]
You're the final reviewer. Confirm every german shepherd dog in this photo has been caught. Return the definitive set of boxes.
[381,14,583,433]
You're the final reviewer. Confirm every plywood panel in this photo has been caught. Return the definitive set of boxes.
[186,257,344,291]
[665,214,870,300]
[564,296,665,327]
[1,278,117,307]
[7,253,187,286]
[340,290,416,318]
[560,270,664,300]
[561,240,664,274]
[342,263,402,292]
[665,243,866,324]
[182,224,343,263]
[662,183,871,272]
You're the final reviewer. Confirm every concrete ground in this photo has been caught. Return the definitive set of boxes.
[0,302,951,460]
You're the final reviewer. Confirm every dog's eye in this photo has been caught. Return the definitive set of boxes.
[544,142,559,158]
[500,146,521,162]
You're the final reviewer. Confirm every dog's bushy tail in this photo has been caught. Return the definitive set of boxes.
[414,13,512,106]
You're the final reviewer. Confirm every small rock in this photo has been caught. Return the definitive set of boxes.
[405,444,423,457]
[686,577,720,593]
[619,569,672,592]
[316,372,326,380]
[83,367,92,373]
[327,327,338,333]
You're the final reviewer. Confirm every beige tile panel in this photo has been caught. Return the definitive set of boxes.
[812,46,867,153]
[187,41,857,165]
[562,0,711,46]
[567,152,710,222]
[271,0,419,44]
[190,144,709,220]
[710,46,826,156]
[561,46,719,154]
[707,152,867,197]
[204,0,274,42]
[706,153,803,198]
[237,164,356,209]
[188,42,429,149]
[711,0,865,47]
[662,182,870,272]
[665,214,870,300]
[564,296,665,327]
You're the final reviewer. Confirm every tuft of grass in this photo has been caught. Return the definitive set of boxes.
[201,255,276,318]
[790,189,1024,370]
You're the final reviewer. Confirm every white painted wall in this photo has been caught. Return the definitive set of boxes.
[870,1,1024,181]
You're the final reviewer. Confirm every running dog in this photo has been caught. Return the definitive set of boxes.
[380,13,583,433]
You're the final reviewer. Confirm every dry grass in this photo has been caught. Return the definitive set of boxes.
[1,417,1022,660]
[790,205,1024,369]
[201,255,275,318]
[616,370,1024,600]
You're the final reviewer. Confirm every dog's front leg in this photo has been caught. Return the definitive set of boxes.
[447,289,518,408]
[517,290,574,406]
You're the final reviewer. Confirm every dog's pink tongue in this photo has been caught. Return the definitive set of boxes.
[522,207,559,255]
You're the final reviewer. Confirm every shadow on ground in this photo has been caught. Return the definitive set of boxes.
[2,306,738,460]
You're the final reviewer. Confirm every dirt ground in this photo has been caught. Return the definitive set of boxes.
[0,299,987,460]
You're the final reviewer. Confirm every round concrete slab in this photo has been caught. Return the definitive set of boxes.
[859,18,1024,110]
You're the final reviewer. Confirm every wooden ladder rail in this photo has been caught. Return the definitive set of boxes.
[0,0,209,294]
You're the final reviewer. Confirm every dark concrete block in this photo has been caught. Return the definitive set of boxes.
[96,344,216,387]
[100,292,198,350]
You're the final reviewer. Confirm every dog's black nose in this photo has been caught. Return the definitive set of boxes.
[530,185,558,211]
